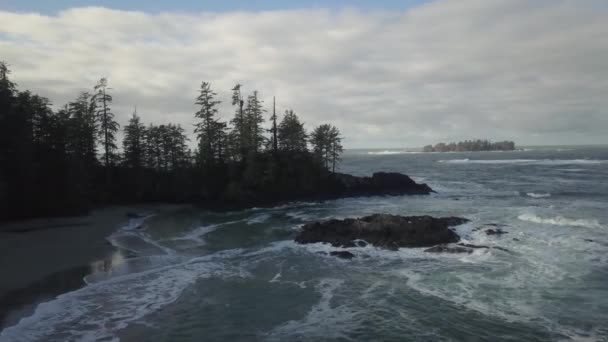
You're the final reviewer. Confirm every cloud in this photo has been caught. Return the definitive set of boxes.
[1,0,607,147]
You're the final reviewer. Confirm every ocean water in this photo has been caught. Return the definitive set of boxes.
[2,146,608,342]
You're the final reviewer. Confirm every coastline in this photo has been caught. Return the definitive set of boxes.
[0,204,186,330]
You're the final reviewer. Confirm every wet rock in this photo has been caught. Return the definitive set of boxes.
[486,228,508,236]
[126,212,146,219]
[295,214,469,249]
[334,172,434,196]
[355,240,368,247]
[425,244,473,254]
[425,243,510,254]
[330,251,355,259]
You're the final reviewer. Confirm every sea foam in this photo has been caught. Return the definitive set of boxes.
[439,159,606,165]
[518,213,603,229]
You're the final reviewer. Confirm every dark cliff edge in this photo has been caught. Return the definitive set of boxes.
[197,171,433,211]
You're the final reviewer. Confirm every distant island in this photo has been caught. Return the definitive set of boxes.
[423,139,516,152]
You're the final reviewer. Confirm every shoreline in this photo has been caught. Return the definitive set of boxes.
[0,204,186,330]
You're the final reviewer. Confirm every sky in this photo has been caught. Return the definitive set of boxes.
[1,0,607,148]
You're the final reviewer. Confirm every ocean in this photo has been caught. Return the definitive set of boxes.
[2,145,608,341]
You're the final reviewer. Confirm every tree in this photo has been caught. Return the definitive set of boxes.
[328,126,343,172]
[278,109,307,152]
[123,108,145,169]
[269,96,278,154]
[310,124,343,172]
[229,83,246,159]
[194,81,225,165]
[68,92,98,168]
[244,90,265,153]
[92,78,119,168]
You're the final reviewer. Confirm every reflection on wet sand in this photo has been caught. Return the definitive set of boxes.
[0,249,131,329]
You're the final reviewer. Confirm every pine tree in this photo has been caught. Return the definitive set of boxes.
[229,83,246,159]
[123,108,145,169]
[68,92,98,168]
[244,90,265,153]
[270,96,278,154]
[278,109,307,152]
[310,124,343,172]
[92,78,119,168]
[194,81,225,165]
[329,126,343,172]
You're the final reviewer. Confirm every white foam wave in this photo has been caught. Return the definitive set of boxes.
[518,213,603,229]
[171,219,244,243]
[439,159,606,165]
[0,252,247,342]
[247,213,271,224]
[267,278,356,341]
[526,192,551,198]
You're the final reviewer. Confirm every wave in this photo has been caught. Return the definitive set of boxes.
[518,213,602,229]
[439,159,607,165]
[526,192,551,198]
[0,250,247,342]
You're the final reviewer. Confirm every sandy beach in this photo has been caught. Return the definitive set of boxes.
[0,204,187,329]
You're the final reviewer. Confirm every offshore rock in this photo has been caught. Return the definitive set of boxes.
[295,214,468,249]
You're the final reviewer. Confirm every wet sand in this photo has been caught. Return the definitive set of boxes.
[0,204,187,329]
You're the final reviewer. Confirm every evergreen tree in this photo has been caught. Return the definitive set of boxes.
[269,96,278,154]
[229,83,246,159]
[123,109,145,169]
[68,92,98,168]
[278,109,307,152]
[329,126,343,172]
[194,82,225,165]
[92,78,119,168]
[310,124,343,172]
[244,90,265,153]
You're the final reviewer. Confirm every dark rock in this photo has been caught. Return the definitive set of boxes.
[486,228,508,236]
[425,244,473,254]
[355,240,368,247]
[126,212,146,219]
[457,243,490,249]
[425,243,510,254]
[295,214,469,249]
[329,251,355,259]
[334,172,434,196]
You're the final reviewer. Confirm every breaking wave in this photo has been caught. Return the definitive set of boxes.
[526,193,551,198]
[518,213,603,229]
[439,159,607,165]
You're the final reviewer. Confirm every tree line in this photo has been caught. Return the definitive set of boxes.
[0,61,343,220]
[423,139,516,152]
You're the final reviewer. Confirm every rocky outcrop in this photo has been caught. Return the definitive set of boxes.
[333,172,433,196]
[295,214,468,250]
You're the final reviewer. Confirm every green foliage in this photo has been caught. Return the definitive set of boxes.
[278,109,307,152]
[123,110,145,169]
[0,61,346,220]
[244,90,266,153]
[310,124,343,172]
[194,82,226,165]
[93,78,119,167]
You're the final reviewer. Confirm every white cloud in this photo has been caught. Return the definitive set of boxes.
[1,0,607,147]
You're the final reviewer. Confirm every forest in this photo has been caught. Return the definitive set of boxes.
[0,62,344,220]
[423,140,516,152]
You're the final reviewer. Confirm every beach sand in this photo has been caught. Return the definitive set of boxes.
[0,204,187,329]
